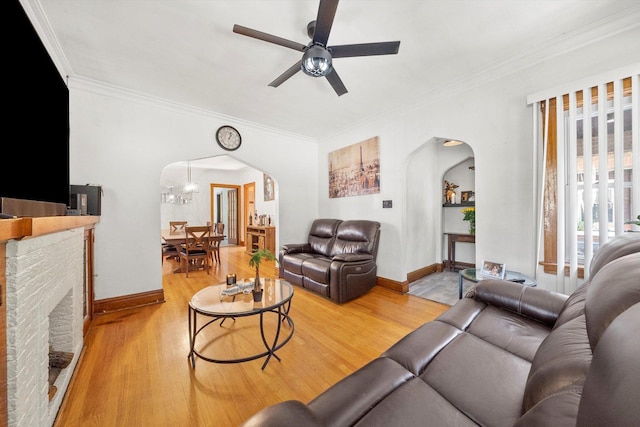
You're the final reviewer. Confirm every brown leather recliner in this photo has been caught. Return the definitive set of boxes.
[279,219,381,303]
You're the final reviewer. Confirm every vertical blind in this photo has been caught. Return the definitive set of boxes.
[528,67,639,294]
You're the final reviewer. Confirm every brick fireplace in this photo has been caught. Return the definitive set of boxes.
[5,228,85,427]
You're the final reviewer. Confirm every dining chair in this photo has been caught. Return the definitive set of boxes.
[209,223,225,265]
[162,221,187,262]
[161,241,179,262]
[178,226,212,277]
[169,221,188,233]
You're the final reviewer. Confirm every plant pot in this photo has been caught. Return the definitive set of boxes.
[252,290,263,302]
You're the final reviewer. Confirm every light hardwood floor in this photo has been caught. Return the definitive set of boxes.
[54,245,449,427]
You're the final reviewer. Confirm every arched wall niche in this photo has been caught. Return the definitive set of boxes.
[405,137,475,276]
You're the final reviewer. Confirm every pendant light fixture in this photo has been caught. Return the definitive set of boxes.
[183,160,199,193]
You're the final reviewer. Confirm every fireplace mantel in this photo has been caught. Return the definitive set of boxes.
[1,216,99,242]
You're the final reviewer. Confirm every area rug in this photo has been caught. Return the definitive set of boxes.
[407,271,475,306]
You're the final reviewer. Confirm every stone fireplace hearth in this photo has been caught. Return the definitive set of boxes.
[5,228,85,427]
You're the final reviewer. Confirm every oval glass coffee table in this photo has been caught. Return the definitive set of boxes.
[188,278,294,370]
[458,268,536,299]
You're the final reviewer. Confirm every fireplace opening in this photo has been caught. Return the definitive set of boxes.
[48,345,73,400]
[48,289,75,401]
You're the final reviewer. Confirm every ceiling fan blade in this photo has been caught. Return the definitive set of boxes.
[325,68,348,96]
[330,41,400,58]
[313,0,339,46]
[233,24,306,52]
[268,60,303,87]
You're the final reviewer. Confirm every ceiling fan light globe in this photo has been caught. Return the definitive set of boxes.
[301,45,332,77]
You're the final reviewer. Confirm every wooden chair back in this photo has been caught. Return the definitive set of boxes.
[209,223,225,265]
[178,225,211,277]
[170,221,188,233]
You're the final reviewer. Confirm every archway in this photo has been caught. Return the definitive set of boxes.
[405,137,475,280]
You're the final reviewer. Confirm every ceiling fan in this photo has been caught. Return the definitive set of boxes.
[233,0,400,96]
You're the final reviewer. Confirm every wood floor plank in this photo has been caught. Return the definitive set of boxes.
[54,245,448,426]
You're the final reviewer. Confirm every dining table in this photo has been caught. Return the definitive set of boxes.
[161,228,226,273]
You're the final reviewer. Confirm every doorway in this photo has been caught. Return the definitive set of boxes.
[210,184,240,245]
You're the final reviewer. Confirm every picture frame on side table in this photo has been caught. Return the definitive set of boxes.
[481,260,506,279]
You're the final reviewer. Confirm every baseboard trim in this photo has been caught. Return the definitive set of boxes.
[407,263,443,283]
[376,276,408,293]
[377,263,446,294]
[94,289,165,316]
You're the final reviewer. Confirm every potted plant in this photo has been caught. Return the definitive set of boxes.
[626,214,640,231]
[461,207,475,235]
[248,248,277,301]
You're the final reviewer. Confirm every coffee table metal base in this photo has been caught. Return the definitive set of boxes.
[188,302,293,370]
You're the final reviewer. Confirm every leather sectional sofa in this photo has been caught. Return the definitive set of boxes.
[278,219,381,303]
[244,233,640,426]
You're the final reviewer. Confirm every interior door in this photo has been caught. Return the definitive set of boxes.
[210,183,241,245]
[227,189,238,245]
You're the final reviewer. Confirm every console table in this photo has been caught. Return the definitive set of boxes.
[445,233,475,271]
[246,225,275,254]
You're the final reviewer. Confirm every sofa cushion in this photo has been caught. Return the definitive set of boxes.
[584,252,640,350]
[577,303,640,426]
[354,377,478,427]
[466,305,552,362]
[330,220,380,257]
[521,314,591,412]
[421,333,531,427]
[301,257,331,284]
[307,218,342,257]
[553,282,588,330]
[588,232,640,278]
[281,252,317,275]
[514,383,583,427]
[308,357,414,426]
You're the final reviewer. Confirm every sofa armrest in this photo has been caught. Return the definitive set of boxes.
[470,279,568,327]
[331,253,373,262]
[280,243,312,254]
[240,400,323,427]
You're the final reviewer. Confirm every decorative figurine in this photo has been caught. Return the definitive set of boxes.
[444,181,459,204]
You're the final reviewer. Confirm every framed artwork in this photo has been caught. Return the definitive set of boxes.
[263,174,274,201]
[328,136,380,198]
[481,260,506,279]
[461,191,474,203]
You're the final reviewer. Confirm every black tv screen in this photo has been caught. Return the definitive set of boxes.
[1,0,69,205]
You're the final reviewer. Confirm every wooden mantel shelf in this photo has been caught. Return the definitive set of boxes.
[0,216,100,242]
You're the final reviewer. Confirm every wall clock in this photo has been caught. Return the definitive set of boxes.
[215,125,242,151]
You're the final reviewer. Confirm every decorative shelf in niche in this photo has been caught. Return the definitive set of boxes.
[443,203,475,207]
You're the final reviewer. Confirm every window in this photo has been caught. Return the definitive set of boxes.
[530,73,638,292]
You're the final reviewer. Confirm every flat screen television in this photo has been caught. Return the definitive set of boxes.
[0,1,69,205]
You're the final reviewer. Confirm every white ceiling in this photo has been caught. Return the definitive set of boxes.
[22,0,640,140]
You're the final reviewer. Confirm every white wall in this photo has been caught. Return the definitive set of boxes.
[317,26,639,288]
[69,84,317,300]
[69,25,638,300]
